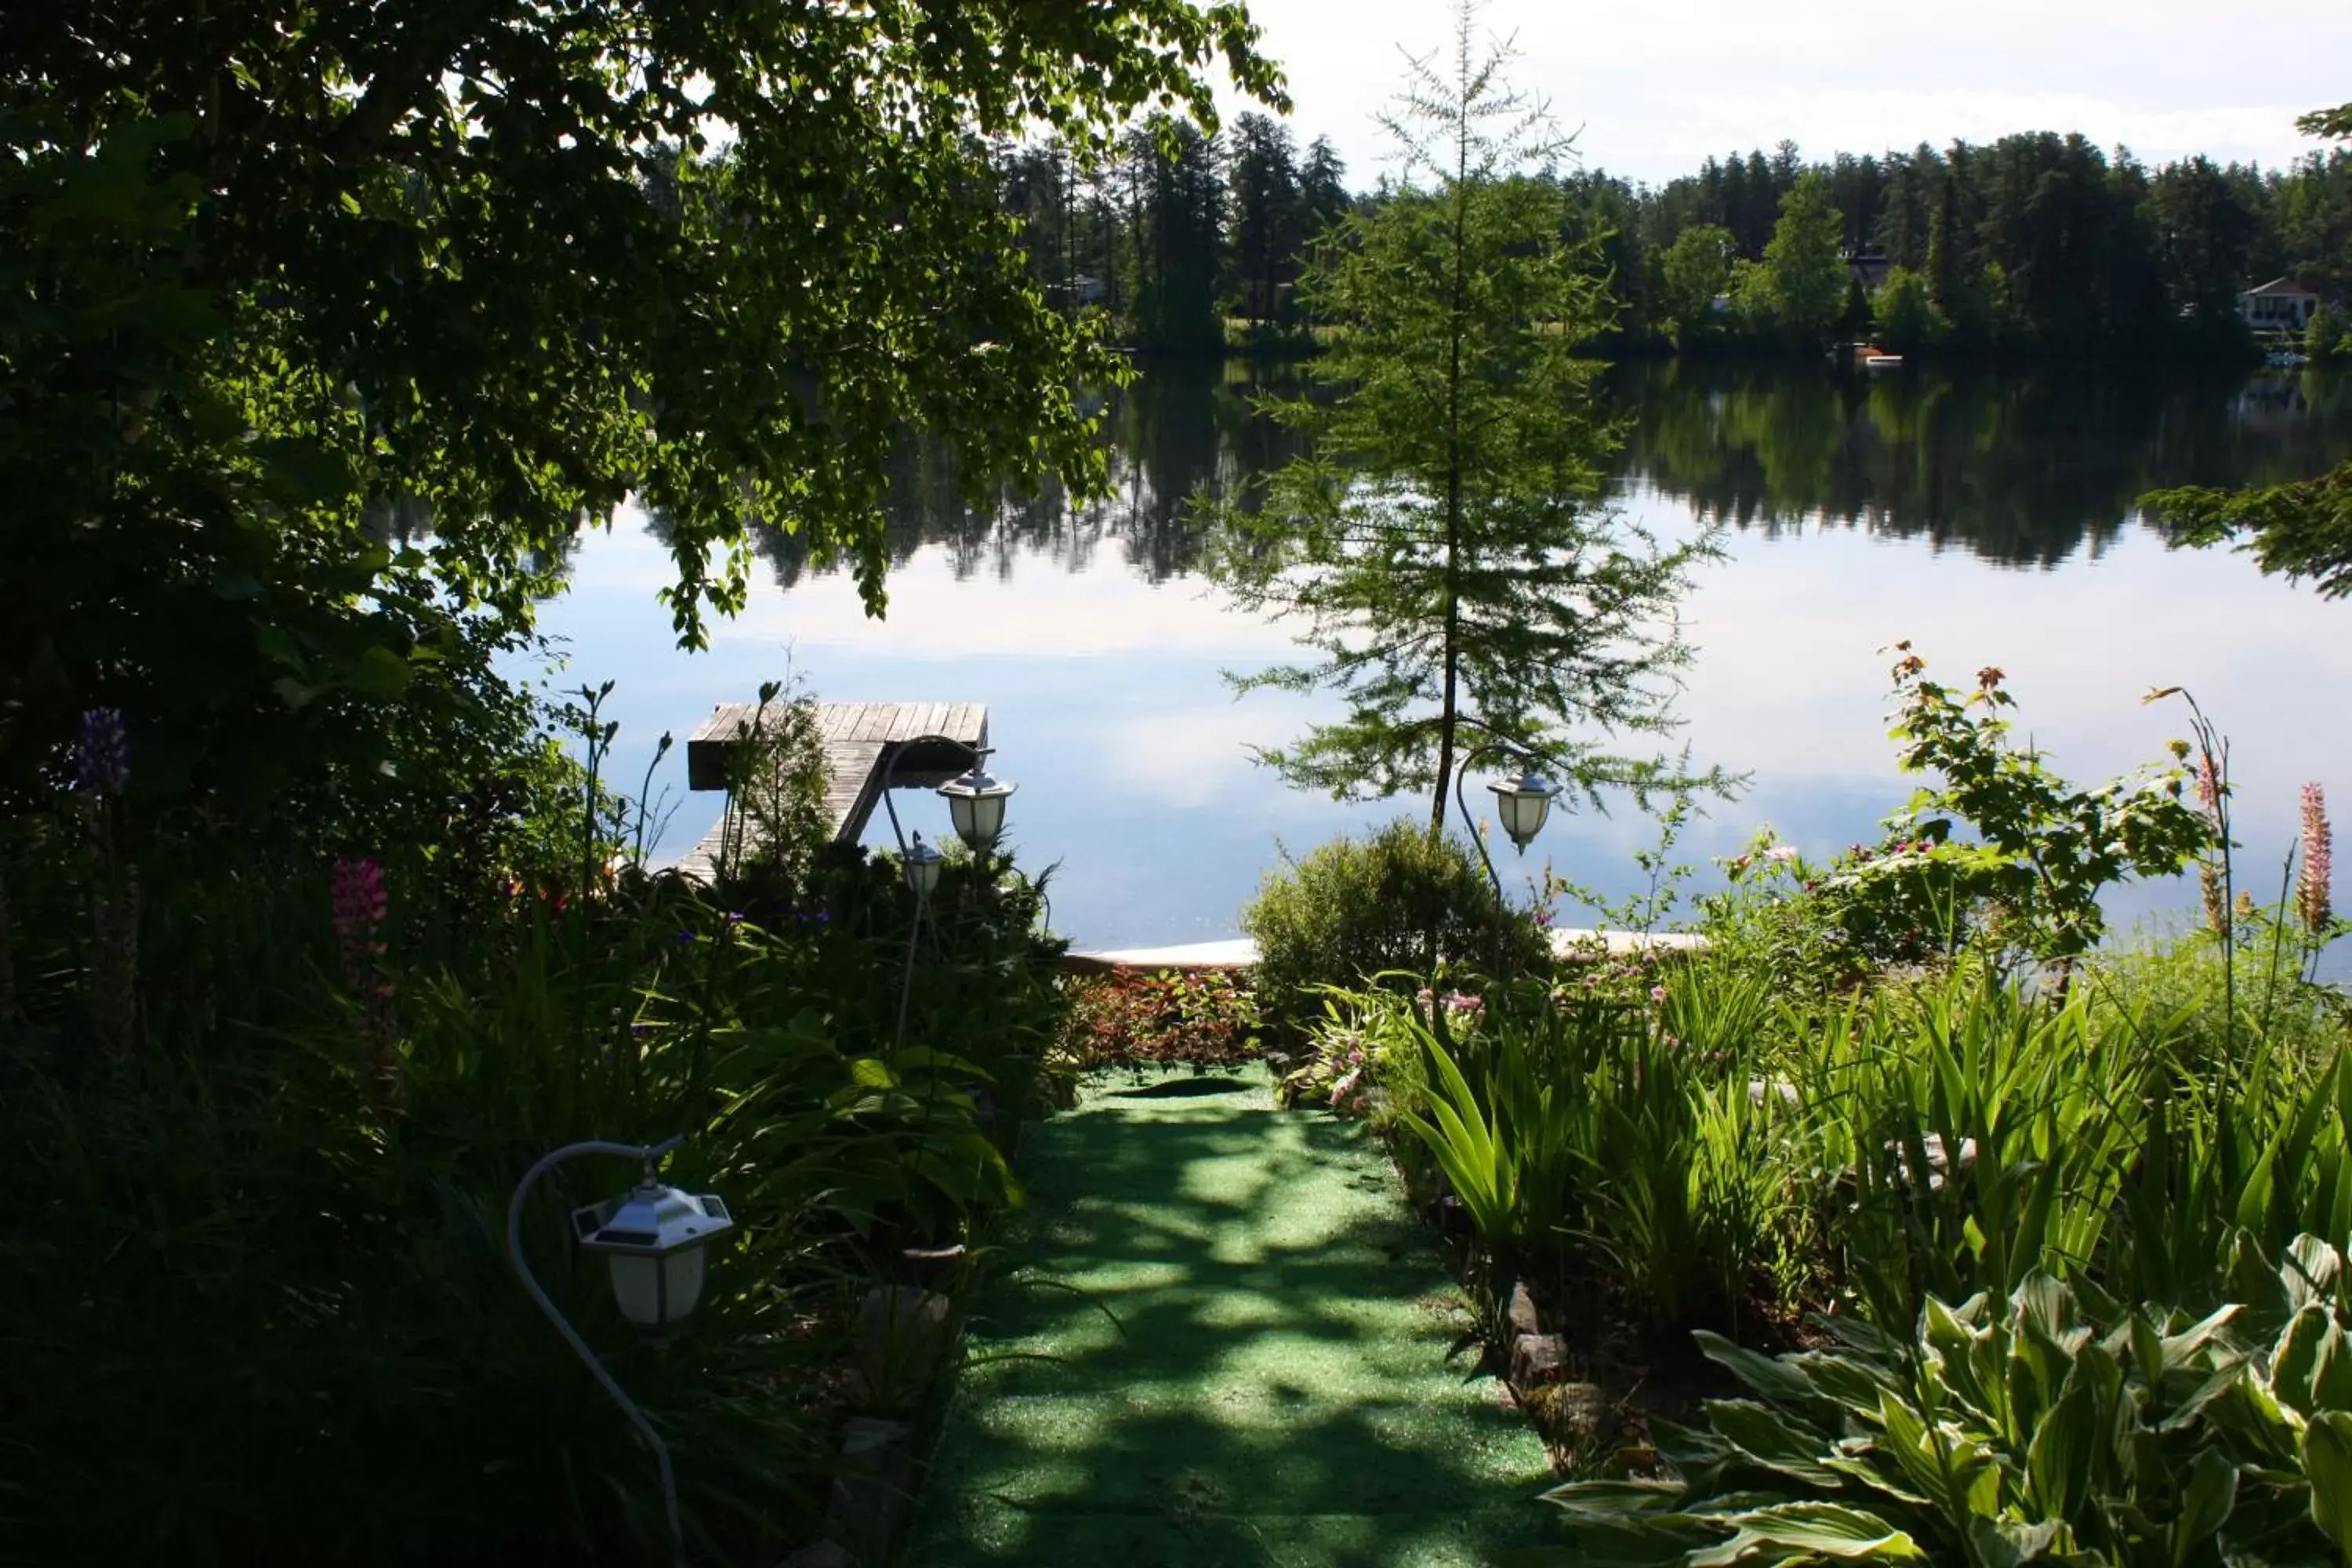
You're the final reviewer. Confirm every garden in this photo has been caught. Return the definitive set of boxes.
[2,681,1078,1566]
[1192,653,2352,1567]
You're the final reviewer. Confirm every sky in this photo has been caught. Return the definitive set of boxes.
[1216,0,2352,191]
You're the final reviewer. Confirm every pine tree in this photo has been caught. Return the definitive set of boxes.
[1218,0,1722,833]
[1225,113,1302,330]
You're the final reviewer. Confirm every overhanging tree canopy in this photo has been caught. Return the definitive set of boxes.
[5,0,1276,627]
[2,0,1279,812]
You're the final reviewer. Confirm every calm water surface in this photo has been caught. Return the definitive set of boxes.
[530,360,2352,957]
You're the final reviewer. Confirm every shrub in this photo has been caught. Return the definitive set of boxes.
[1241,818,1548,1033]
[1059,967,1262,1069]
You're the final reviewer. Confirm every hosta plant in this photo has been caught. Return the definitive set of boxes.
[1526,1235,2352,1567]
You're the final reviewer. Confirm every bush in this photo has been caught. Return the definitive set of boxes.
[1241,818,1548,1033]
[1058,967,1262,1070]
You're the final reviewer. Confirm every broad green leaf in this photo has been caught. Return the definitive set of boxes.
[2302,1410,2352,1552]
[345,644,414,698]
[2025,1368,2095,1519]
[1687,1502,1926,1566]
[2171,1447,2238,1562]
[1967,1516,2064,1568]
[2283,1234,2345,1313]
[1704,1399,1845,1488]
[2274,1306,2335,1418]
[845,1057,898,1090]
[1695,1330,1825,1410]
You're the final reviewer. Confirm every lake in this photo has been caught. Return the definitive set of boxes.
[529,358,2352,962]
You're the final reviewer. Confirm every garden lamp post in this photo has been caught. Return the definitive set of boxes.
[508,1134,735,1568]
[935,751,1018,852]
[1449,740,1563,988]
[877,738,1019,1051]
[902,830,946,899]
[1451,742,1563,904]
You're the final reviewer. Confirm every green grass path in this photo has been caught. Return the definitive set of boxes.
[918,1066,1554,1566]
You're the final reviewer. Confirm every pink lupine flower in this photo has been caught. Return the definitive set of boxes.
[2299,782,2333,935]
[2194,753,2222,817]
[331,856,400,1112]
[332,857,388,943]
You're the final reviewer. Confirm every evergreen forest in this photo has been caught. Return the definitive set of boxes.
[994,114,2352,358]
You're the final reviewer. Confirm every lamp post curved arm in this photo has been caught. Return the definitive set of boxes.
[1450,739,1537,905]
[877,734,982,860]
[507,1135,690,1568]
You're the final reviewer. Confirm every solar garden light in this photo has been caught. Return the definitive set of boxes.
[903,830,946,899]
[935,749,1017,852]
[508,1134,735,1568]
[1487,764,1561,855]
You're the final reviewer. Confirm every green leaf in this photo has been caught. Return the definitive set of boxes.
[2025,1368,2095,1519]
[344,645,414,699]
[2301,1410,2352,1552]
[1695,1330,1825,1410]
[1687,1502,1926,1566]
[845,1058,898,1090]
[2172,1447,2238,1563]
[1704,1399,1845,1488]
[1966,1517,2063,1568]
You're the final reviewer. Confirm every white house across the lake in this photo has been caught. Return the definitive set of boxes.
[2238,277,2324,331]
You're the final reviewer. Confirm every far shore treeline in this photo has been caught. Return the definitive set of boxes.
[992,114,2352,361]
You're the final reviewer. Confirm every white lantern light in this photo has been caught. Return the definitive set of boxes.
[904,831,946,898]
[1486,768,1559,852]
[935,757,1016,852]
[572,1181,735,1332]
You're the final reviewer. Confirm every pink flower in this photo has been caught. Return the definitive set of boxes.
[2194,753,2223,818]
[332,857,387,942]
[1650,985,1668,1004]
[2299,782,2333,935]
[1766,844,1798,864]
[1330,1068,1363,1107]
[1443,992,1483,1013]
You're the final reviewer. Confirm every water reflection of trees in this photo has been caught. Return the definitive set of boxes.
[1613,361,2352,568]
[750,360,1305,591]
[735,358,2352,589]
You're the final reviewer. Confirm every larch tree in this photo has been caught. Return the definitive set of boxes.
[1216,0,1723,838]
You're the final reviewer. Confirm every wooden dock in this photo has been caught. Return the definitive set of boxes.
[676,701,988,882]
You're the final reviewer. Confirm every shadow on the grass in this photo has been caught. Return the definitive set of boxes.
[927,1094,1550,1566]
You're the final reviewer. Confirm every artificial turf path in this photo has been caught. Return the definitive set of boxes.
[919,1065,1554,1566]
